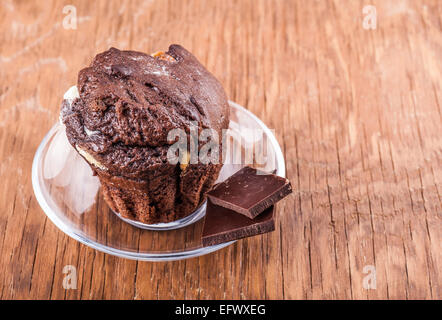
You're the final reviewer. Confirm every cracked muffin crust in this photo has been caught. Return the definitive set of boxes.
[61,45,229,223]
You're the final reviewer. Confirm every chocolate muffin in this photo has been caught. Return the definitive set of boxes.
[61,45,229,224]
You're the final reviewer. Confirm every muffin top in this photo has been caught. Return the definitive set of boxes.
[61,45,229,178]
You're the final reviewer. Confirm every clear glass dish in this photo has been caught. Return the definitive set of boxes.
[32,101,286,261]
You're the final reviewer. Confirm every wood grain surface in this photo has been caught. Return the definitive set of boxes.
[0,0,441,300]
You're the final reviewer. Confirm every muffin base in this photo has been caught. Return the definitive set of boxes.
[112,200,207,230]
[98,163,222,225]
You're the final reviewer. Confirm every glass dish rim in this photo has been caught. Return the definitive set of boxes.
[31,101,286,261]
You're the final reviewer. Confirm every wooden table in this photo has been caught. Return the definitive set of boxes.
[0,0,441,300]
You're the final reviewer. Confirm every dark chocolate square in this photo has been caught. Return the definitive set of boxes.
[207,166,292,218]
[202,201,275,246]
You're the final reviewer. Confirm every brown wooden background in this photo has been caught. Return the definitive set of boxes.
[0,0,441,299]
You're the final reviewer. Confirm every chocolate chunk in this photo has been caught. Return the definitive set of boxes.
[207,166,292,218]
[202,201,275,246]
[111,64,133,78]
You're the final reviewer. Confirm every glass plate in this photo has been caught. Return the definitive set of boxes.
[32,101,286,261]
